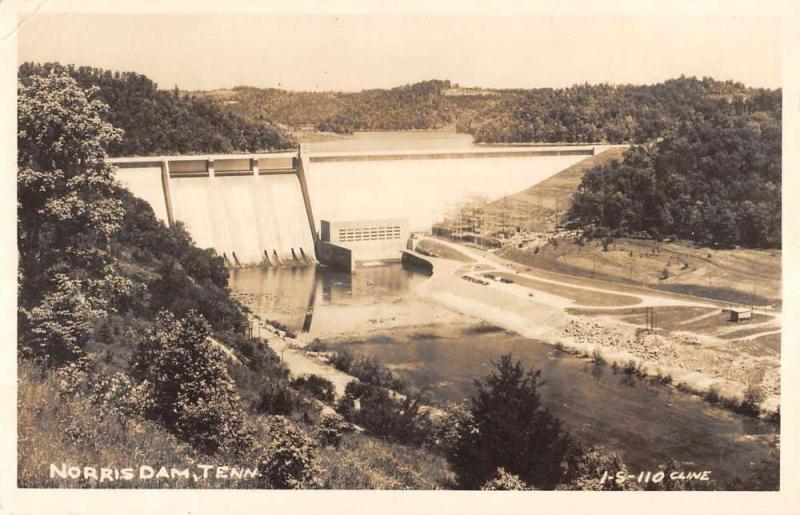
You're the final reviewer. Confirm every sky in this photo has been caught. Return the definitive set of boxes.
[17,12,782,92]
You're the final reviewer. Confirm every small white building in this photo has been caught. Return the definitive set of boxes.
[318,218,409,272]
[729,307,752,322]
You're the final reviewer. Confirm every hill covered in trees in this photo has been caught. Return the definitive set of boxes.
[18,62,295,156]
[199,76,780,145]
[566,99,781,248]
[206,79,458,133]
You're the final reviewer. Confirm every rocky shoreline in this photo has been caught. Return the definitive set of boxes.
[560,317,780,417]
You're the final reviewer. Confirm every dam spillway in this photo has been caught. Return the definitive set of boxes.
[110,145,596,266]
[169,173,315,265]
[112,152,318,266]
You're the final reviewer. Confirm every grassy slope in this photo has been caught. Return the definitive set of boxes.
[319,433,454,489]
[17,364,200,488]
[495,146,628,232]
[499,237,781,306]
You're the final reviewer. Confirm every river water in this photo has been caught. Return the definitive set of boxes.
[229,131,776,488]
[230,261,775,487]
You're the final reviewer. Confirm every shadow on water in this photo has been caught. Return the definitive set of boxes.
[326,329,776,487]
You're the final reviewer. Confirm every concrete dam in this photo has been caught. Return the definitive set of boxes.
[111,152,318,266]
[111,145,596,266]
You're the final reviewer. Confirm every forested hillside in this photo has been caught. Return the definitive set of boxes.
[566,96,781,248]
[206,80,457,133]
[200,76,780,146]
[18,62,295,156]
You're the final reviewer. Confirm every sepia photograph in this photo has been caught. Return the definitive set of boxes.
[1,0,799,513]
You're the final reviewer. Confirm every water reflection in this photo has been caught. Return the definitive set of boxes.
[327,329,776,485]
[230,263,427,334]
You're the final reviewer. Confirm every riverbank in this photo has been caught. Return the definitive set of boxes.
[409,237,780,418]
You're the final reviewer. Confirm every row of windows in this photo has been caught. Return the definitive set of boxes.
[338,226,401,242]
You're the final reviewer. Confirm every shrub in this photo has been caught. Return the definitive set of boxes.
[705,383,723,403]
[22,275,104,366]
[255,380,299,416]
[316,411,349,448]
[89,371,152,435]
[17,362,200,488]
[258,416,320,489]
[291,374,336,404]
[622,359,644,377]
[306,339,328,353]
[349,355,406,393]
[428,402,473,456]
[339,381,431,446]
[329,350,354,373]
[481,468,528,490]
[739,382,765,417]
[562,444,633,491]
[131,310,251,455]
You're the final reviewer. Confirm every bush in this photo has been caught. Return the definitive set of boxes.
[291,374,336,404]
[428,402,473,456]
[481,468,528,490]
[306,339,328,353]
[255,380,299,416]
[258,416,320,489]
[338,381,431,446]
[22,275,104,366]
[17,362,200,488]
[316,412,349,448]
[622,359,644,377]
[329,350,354,373]
[739,382,765,417]
[562,444,633,491]
[349,355,406,393]
[448,354,572,489]
[130,310,251,455]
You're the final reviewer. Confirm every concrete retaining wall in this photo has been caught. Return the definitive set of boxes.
[401,251,434,276]
[318,241,354,273]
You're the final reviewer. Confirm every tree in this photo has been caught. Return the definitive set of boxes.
[19,62,295,156]
[448,354,572,489]
[18,70,124,299]
[21,275,103,366]
[131,310,250,455]
[17,69,128,365]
